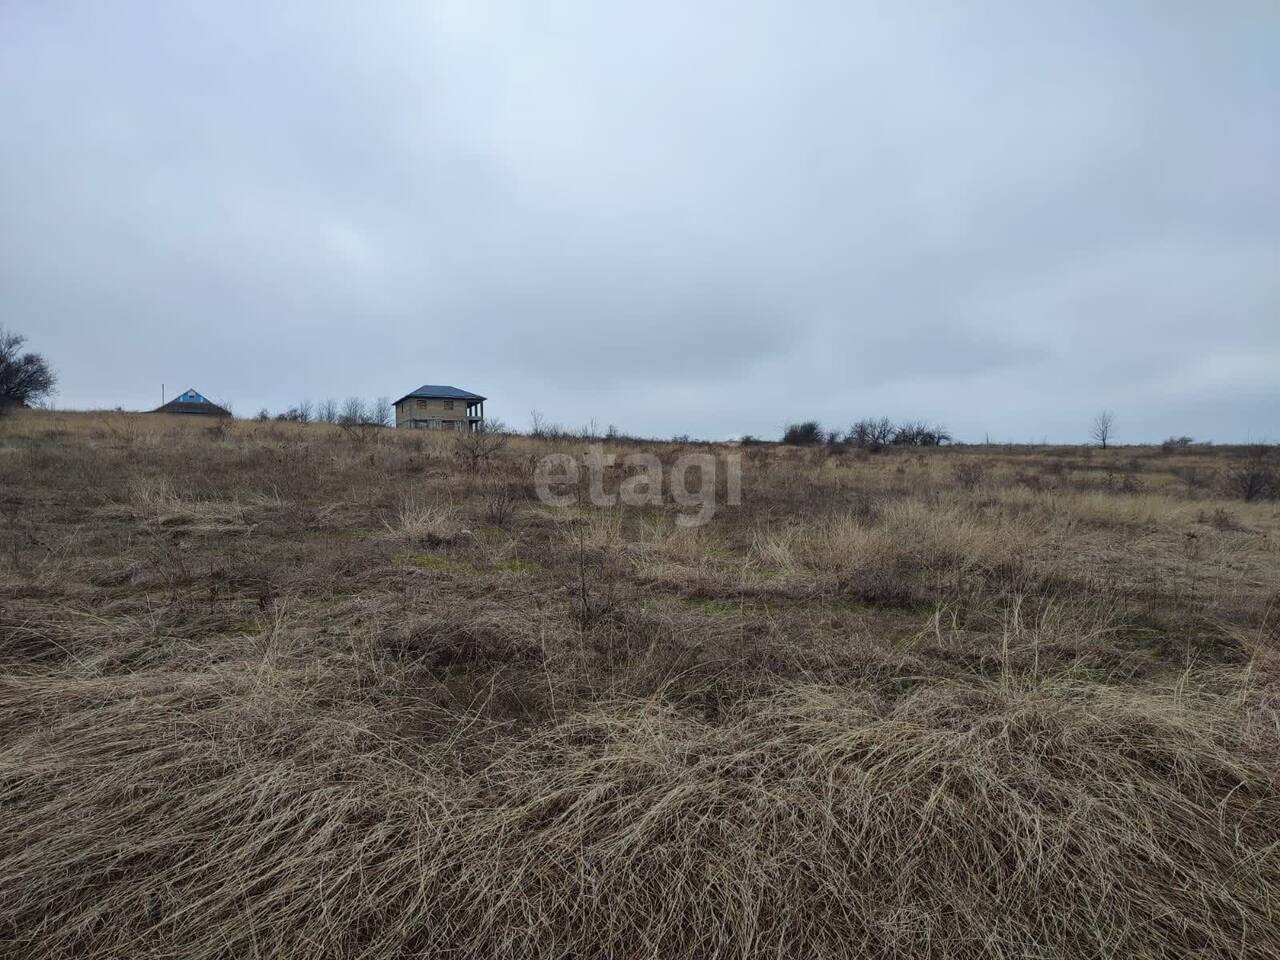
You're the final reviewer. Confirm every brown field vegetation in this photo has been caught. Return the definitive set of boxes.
[2,410,1279,958]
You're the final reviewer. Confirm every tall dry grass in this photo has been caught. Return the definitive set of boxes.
[2,410,1279,958]
[2,664,1277,958]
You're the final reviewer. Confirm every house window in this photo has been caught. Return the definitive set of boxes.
[443,400,455,410]
[417,399,428,410]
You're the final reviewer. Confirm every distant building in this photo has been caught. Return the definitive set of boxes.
[393,385,485,431]
[154,388,231,417]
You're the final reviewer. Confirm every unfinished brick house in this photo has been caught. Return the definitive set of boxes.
[392,385,485,431]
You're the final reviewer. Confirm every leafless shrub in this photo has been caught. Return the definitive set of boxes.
[483,483,517,526]
[567,517,617,626]
[1228,444,1278,502]
[1161,435,1194,453]
[455,418,510,473]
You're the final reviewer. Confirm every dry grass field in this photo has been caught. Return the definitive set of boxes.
[2,410,1279,959]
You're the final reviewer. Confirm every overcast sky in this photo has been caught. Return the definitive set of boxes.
[2,2,1276,441]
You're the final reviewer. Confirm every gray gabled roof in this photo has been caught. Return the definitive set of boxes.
[393,384,486,405]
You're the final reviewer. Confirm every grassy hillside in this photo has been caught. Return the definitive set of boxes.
[2,411,1278,958]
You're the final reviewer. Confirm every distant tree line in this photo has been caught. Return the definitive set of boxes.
[255,396,392,427]
[782,418,951,450]
[527,409,628,442]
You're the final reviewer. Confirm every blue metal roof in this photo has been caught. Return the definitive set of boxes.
[394,384,486,404]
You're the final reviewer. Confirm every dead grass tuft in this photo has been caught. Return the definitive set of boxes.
[1,668,1277,958]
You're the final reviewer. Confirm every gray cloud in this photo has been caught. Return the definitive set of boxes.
[2,1,1276,440]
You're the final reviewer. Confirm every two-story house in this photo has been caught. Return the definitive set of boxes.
[392,385,485,431]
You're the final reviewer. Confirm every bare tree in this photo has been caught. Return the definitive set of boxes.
[338,397,367,426]
[529,409,548,437]
[892,420,952,446]
[782,421,825,446]
[297,399,313,424]
[848,417,895,452]
[0,325,56,413]
[317,398,338,423]
[1090,410,1115,449]
[371,396,392,427]
[336,397,389,443]
[528,408,566,439]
